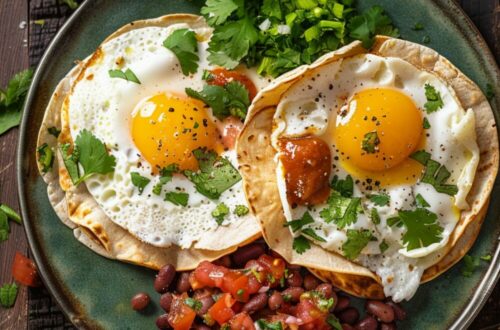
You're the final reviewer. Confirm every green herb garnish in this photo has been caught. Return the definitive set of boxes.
[379,240,389,253]
[369,193,390,206]
[320,191,361,229]
[370,208,381,225]
[284,211,314,232]
[164,192,189,207]
[152,164,179,196]
[415,193,430,208]
[212,202,229,225]
[234,205,249,216]
[292,235,311,254]
[37,143,54,173]
[0,283,18,308]
[330,174,353,197]
[423,84,443,113]
[411,150,458,196]
[362,131,380,154]
[130,172,150,194]
[163,28,200,76]
[108,68,141,84]
[184,297,203,311]
[342,229,375,260]
[0,68,33,135]
[399,208,443,251]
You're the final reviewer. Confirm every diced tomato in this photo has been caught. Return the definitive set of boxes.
[221,271,250,302]
[167,294,197,330]
[229,312,256,330]
[208,293,236,325]
[231,301,243,314]
[247,273,263,294]
[12,252,39,287]
[296,298,328,328]
[207,68,258,101]
[190,261,228,289]
[218,116,244,150]
[258,255,286,282]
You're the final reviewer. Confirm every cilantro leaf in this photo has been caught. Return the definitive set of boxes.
[320,192,361,229]
[0,68,33,135]
[423,117,431,129]
[423,84,444,113]
[410,150,431,165]
[461,254,480,277]
[370,208,381,225]
[369,193,390,206]
[153,164,179,195]
[184,297,203,311]
[399,208,443,251]
[326,314,342,330]
[379,240,389,253]
[348,6,399,49]
[415,193,430,208]
[256,319,283,330]
[37,143,54,173]
[292,235,311,254]
[186,81,250,120]
[387,216,403,227]
[0,283,18,308]
[0,210,9,242]
[130,172,150,194]
[108,68,141,84]
[284,211,314,232]
[184,148,241,199]
[60,143,80,183]
[362,131,380,154]
[262,0,282,19]
[163,29,200,75]
[234,205,249,216]
[201,0,239,26]
[330,175,353,197]
[48,127,61,138]
[302,228,326,242]
[411,150,458,196]
[164,192,189,207]
[342,229,374,260]
[212,202,229,225]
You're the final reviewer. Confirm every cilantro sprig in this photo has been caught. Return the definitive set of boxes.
[411,150,458,196]
[320,192,362,229]
[399,208,443,251]
[108,68,141,84]
[0,68,33,135]
[163,28,200,76]
[342,229,375,260]
[292,235,311,254]
[212,202,229,225]
[423,84,444,113]
[152,164,180,196]
[130,172,150,194]
[37,143,54,173]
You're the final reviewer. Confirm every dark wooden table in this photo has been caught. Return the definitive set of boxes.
[0,0,498,329]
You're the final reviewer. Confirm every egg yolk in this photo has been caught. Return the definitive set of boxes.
[131,93,222,171]
[334,88,424,186]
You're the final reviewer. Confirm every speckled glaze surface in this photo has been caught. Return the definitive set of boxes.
[18,0,499,329]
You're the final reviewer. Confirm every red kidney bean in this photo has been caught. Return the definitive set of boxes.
[196,296,215,316]
[316,283,334,298]
[354,316,378,330]
[154,264,176,293]
[334,295,350,312]
[287,263,302,271]
[286,270,303,287]
[231,243,266,266]
[339,307,360,325]
[159,293,173,312]
[281,287,304,303]
[213,255,232,268]
[381,323,397,330]
[342,324,355,330]
[156,314,171,329]
[175,272,191,293]
[130,292,150,311]
[268,291,284,310]
[192,324,211,330]
[303,274,321,291]
[242,293,268,314]
[386,301,407,321]
[365,300,395,323]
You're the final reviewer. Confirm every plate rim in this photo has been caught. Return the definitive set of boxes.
[16,0,500,329]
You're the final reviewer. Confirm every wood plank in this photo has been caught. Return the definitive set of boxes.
[0,1,30,329]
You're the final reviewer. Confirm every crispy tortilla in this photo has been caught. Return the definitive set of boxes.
[237,37,498,298]
[36,14,261,270]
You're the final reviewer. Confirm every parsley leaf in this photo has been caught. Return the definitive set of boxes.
[184,297,203,311]
[0,68,33,135]
[302,228,326,242]
[461,254,480,277]
[152,164,179,195]
[212,202,229,225]
[370,208,381,225]
[423,84,444,113]
[108,68,141,84]
[163,29,200,75]
[399,208,443,251]
[256,319,283,330]
[342,229,374,260]
[411,150,458,196]
[284,211,314,232]
[292,235,311,254]
[379,240,389,253]
[320,192,361,229]
[0,210,9,242]
[330,175,354,198]
[362,131,380,153]
[234,205,249,216]
[37,143,54,173]
[48,127,61,138]
[184,148,241,199]
[348,6,399,49]
[415,193,430,208]
[0,283,18,308]
[201,0,239,26]
[60,130,116,186]
[130,172,150,194]
[186,81,250,120]
[369,193,390,206]
[164,192,189,207]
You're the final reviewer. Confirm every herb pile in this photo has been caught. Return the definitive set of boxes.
[200,0,399,77]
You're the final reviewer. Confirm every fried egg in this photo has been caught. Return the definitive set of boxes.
[68,23,267,249]
[272,54,479,301]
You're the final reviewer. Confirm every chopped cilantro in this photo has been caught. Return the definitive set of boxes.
[284,211,314,232]
[342,229,374,260]
[399,208,443,251]
[184,148,241,199]
[362,131,380,153]
[461,254,480,277]
[37,143,54,173]
[480,254,492,262]
[387,216,403,227]
[348,6,399,49]
[320,191,361,229]
[184,297,202,311]
[234,205,249,216]
[255,319,283,330]
[411,150,458,196]
[152,164,179,195]
[0,210,9,242]
[212,202,229,225]
[410,150,431,164]
[370,208,381,225]
[485,83,495,101]
[0,283,18,308]
[330,175,353,197]
[423,117,431,129]
[163,29,200,76]
[164,192,189,207]
[415,193,430,208]
[413,22,424,30]
[326,314,342,330]
[302,228,326,242]
[108,68,141,84]
[130,172,150,194]
[379,240,389,253]
[200,0,239,26]
[186,81,250,121]
[48,127,61,138]
[60,129,116,186]
[292,235,311,254]
[422,35,431,44]
[423,84,443,113]
[369,193,390,206]
[0,68,33,135]
[236,288,245,297]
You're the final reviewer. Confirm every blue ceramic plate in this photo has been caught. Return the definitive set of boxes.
[18,0,500,329]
